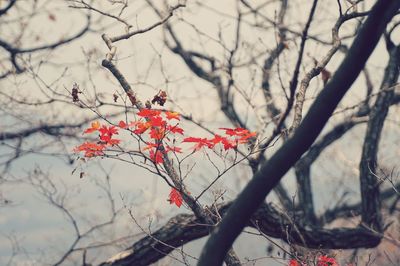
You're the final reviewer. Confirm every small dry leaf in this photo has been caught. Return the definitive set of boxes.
[126,91,137,105]
[113,93,119,103]
[48,14,56,21]
[145,100,152,109]
[321,68,331,85]
[72,83,81,102]
[151,90,167,106]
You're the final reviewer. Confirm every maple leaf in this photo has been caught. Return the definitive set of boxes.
[133,121,151,134]
[74,142,105,157]
[84,121,100,134]
[165,111,180,120]
[168,188,183,207]
[149,149,163,164]
[183,137,213,151]
[98,125,119,144]
[219,127,242,136]
[288,259,302,266]
[219,127,256,144]
[149,128,165,140]
[99,125,118,136]
[137,109,161,117]
[219,127,250,136]
[167,125,184,135]
[143,143,158,151]
[165,146,182,153]
[118,120,127,128]
[210,135,237,150]
[317,256,338,266]
[238,131,257,143]
[105,138,121,146]
[95,125,121,146]
[222,138,237,150]
[149,116,166,127]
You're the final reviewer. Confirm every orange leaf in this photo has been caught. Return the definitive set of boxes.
[74,142,105,157]
[137,109,161,117]
[133,121,151,134]
[143,143,158,151]
[84,121,100,134]
[165,111,180,120]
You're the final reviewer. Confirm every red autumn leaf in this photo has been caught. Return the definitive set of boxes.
[168,188,183,207]
[165,111,180,120]
[219,127,251,136]
[288,259,302,266]
[165,146,182,153]
[118,120,127,128]
[142,143,158,151]
[210,134,224,145]
[222,138,237,150]
[167,125,184,135]
[96,125,121,146]
[182,137,213,151]
[133,121,151,134]
[149,116,166,127]
[74,142,105,157]
[238,131,257,143]
[105,138,121,146]
[137,109,161,117]
[219,127,243,136]
[210,134,235,150]
[98,125,119,143]
[219,127,256,144]
[149,149,163,164]
[84,121,100,134]
[149,128,165,140]
[99,125,118,136]
[317,256,338,266]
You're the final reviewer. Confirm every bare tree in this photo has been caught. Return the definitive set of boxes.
[1,0,400,265]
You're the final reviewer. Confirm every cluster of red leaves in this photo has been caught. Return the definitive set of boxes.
[182,127,256,151]
[74,121,121,157]
[289,255,339,266]
[74,110,183,163]
[74,109,256,209]
[131,109,183,165]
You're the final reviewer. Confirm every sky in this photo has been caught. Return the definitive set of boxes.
[0,0,399,265]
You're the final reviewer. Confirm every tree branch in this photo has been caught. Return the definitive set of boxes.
[197,1,400,265]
